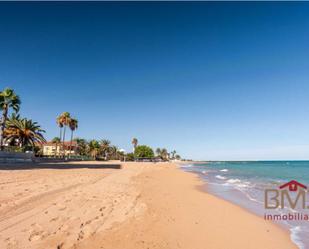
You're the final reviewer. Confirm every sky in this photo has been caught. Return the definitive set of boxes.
[0,2,309,161]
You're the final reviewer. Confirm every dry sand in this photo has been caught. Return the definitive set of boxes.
[0,161,297,249]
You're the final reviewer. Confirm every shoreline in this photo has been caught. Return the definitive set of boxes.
[0,161,297,249]
[191,170,299,248]
[178,162,307,249]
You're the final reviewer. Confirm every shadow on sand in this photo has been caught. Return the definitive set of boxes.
[0,162,122,170]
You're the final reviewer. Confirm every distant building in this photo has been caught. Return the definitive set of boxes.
[42,141,78,156]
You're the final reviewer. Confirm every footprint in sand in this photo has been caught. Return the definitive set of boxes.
[6,237,18,248]
[77,230,84,241]
[50,217,59,222]
[57,204,67,211]
[28,230,44,241]
[57,242,64,249]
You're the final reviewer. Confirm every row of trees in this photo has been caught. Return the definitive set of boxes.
[0,88,182,160]
[49,135,181,161]
[67,138,125,160]
[130,138,181,161]
[0,88,46,151]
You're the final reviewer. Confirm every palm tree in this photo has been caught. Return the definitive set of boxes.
[68,118,78,157]
[52,137,61,157]
[100,139,111,160]
[161,148,169,161]
[132,138,138,153]
[175,154,181,160]
[56,116,64,155]
[156,148,161,157]
[5,116,46,149]
[171,150,177,160]
[56,112,71,157]
[108,145,118,160]
[0,88,21,150]
[88,140,100,159]
[74,137,87,156]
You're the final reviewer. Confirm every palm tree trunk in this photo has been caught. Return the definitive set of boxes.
[69,130,73,159]
[0,107,8,151]
[57,127,62,158]
[62,126,66,158]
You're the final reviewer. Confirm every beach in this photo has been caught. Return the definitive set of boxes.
[0,161,296,249]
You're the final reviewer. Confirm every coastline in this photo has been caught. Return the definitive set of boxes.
[180,161,309,249]
[0,161,296,249]
[186,167,300,248]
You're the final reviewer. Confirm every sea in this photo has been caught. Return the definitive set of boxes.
[181,161,309,249]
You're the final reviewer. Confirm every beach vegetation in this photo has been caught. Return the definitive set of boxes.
[134,145,154,158]
[125,152,135,161]
[0,88,21,150]
[156,147,169,161]
[88,139,101,159]
[100,139,111,160]
[4,114,46,149]
[68,118,78,157]
[74,138,88,156]
[56,112,79,157]
[170,150,177,159]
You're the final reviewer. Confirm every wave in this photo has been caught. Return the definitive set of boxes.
[226,179,241,184]
[220,169,228,172]
[224,179,252,189]
[181,164,193,168]
[290,226,305,249]
[215,175,226,180]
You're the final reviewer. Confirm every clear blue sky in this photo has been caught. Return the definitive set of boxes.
[1,2,309,160]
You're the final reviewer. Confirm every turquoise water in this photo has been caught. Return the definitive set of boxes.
[181,161,309,249]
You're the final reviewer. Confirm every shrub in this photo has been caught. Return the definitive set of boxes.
[134,145,154,158]
[125,152,135,161]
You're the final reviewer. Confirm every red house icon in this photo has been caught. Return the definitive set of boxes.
[279,180,307,192]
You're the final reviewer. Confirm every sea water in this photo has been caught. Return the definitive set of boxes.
[181,161,309,249]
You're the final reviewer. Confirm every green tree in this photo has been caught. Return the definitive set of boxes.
[5,116,46,149]
[88,139,100,159]
[161,148,169,161]
[175,154,181,160]
[126,152,135,161]
[100,139,111,160]
[108,145,118,160]
[171,150,177,159]
[74,138,88,156]
[134,145,154,158]
[0,88,21,150]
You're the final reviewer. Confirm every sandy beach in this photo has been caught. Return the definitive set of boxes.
[0,161,297,249]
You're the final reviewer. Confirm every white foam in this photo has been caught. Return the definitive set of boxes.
[181,164,193,168]
[224,179,252,190]
[290,226,305,249]
[215,175,226,180]
[220,169,228,172]
[226,179,241,184]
